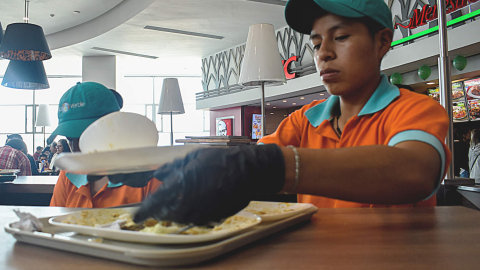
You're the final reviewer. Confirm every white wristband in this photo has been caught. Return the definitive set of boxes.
[286,145,300,194]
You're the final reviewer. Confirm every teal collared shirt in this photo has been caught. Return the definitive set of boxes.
[304,74,400,126]
[66,173,123,189]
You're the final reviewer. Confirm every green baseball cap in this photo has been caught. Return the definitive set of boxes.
[47,82,120,144]
[285,0,393,35]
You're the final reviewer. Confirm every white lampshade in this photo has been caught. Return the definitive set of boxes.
[35,104,51,126]
[238,24,286,86]
[157,78,185,115]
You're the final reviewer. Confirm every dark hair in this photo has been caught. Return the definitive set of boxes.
[5,134,23,144]
[39,154,48,159]
[50,142,57,148]
[58,139,71,153]
[355,16,386,38]
[471,129,480,148]
[6,139,27,152]
[36,146,43,151]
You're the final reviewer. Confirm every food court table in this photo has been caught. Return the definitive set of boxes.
[0,176,57,206]
[1,206,480,269]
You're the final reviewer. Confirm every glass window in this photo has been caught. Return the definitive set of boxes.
[118,77,154,105]
[0,86,33,105]
[0,106,26,133]
[35,77,80,105]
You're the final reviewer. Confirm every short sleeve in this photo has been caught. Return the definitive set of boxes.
[50,171,69,207]
[386,92,452,197]
[258,109,303,147]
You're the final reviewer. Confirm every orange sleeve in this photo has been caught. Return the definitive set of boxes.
[142,178,163,197]
[50,171,70,207]
[258,107,304,147]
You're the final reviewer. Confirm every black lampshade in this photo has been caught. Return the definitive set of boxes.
[0,23,51,61]
[2,60,50,89]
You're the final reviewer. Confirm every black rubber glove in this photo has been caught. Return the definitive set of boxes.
[133,144,285,226]
[86,171,154,187]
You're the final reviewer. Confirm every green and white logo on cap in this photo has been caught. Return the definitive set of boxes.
[47,82,120,144]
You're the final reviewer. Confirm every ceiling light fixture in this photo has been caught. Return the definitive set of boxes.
[245,0,287,6]
[292,102,297,105]
[73,11,81,14]
[0,0,51,61]
[270,112,274,115]
[300,97,305,99]
[283,100,287,103]
[426,82,435,85]
[1,60,49,89]
[144,25,224,40]
[91,47,158,59]
[319,93,325,96]
[273,106,277,109]
[266,103,270,105]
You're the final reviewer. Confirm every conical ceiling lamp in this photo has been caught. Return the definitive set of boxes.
[2,60,50,89]
[0,1,51,61]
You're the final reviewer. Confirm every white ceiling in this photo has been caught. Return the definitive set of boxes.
[1,0,289,75]
[0,0,122,35]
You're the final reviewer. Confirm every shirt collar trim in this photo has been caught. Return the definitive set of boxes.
[304,74,400,127]
[65,173,123,189]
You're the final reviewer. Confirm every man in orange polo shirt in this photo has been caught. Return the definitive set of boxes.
[48,82,161,208]
[102,0,451,225]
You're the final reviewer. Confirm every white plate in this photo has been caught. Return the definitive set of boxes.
[243,201,315,222]
[48,207,261,244]
[54,145,204,175]
[467,86,480,99]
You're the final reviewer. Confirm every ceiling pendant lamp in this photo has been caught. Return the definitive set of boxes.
[1,60,50,90]
[0,0,51,61]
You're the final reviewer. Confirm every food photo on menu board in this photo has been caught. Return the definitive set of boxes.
[252,114,262,140]
[428,87,440,102]
[453,101,468,122]
[452,82,465,101]
[464,78,480,121]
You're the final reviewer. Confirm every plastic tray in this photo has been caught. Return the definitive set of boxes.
[5,206,317,267]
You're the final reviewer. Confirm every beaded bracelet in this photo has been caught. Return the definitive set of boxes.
[286,145,300,194]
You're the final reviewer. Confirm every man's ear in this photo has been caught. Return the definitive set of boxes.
[377,28,393,60]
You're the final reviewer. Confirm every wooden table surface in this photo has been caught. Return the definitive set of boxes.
[0,175,57,194]
[1,206,480,270]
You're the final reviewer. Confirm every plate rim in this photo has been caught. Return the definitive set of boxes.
[55,145,205,175]
[48,207,262,244]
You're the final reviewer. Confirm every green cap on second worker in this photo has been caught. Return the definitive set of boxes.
[285,0,393,35]
[47,82,121,144]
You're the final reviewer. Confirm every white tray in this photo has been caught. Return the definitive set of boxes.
[49,208,262,244]
[5,206,317,267]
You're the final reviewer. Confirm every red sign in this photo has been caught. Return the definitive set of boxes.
[282,56,298,80]
[395,0,479,29]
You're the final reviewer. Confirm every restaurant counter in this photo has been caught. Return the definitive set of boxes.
[1,206,480,269]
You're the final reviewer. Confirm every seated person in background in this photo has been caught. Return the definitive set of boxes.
[49,139,71,172]
[1,138,32,176]
[33,146,43,161]
[48,142,57,163]
[9,139,40,176]
[49,82,161,208]
[41,148,51,161]
[36,154,50,172]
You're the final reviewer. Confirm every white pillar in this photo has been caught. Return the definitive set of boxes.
[82,56,116,89]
